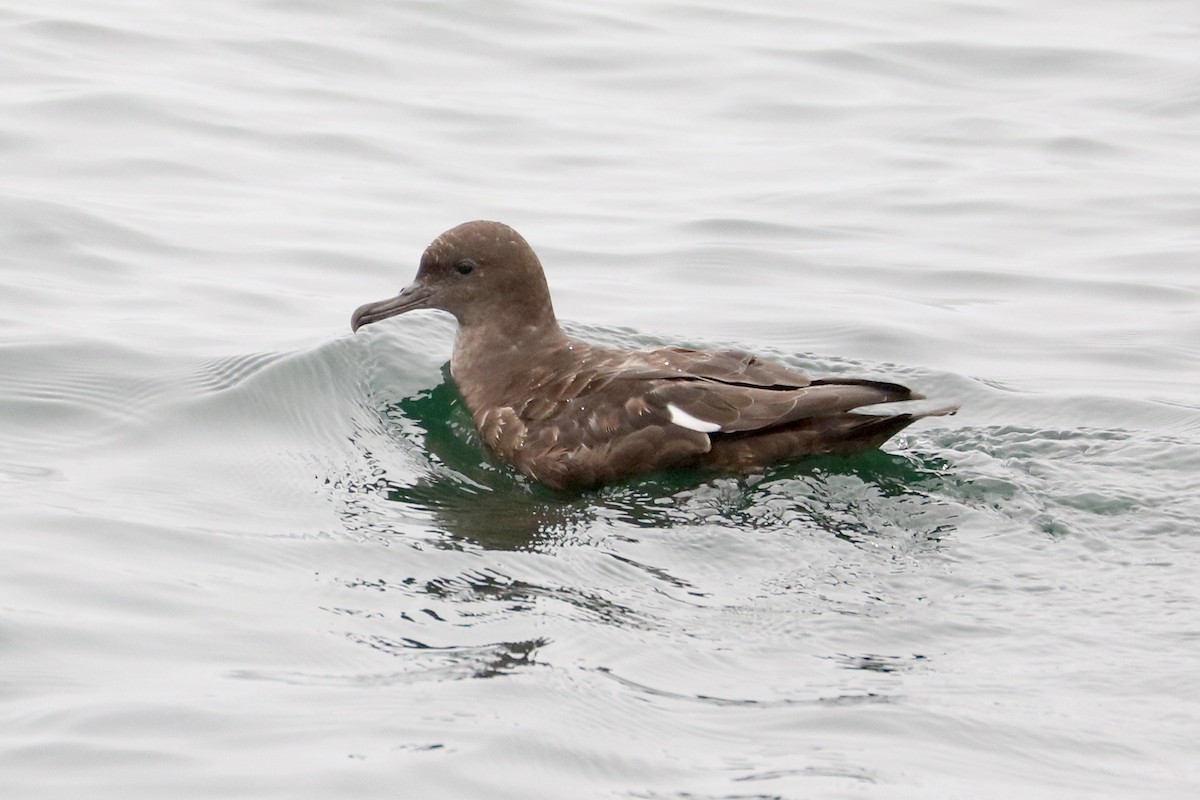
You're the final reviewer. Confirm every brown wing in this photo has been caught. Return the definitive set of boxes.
[600,345,917,434]
[498,341,945,489]
[513,344,919,448]
[647,377,921,434]
[614,346,814,389]
[505,369,713,490]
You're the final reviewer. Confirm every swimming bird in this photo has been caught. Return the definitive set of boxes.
[351,221,957,491]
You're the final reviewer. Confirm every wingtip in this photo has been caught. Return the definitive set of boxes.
[912,402,960,418]
[853,399,960,418]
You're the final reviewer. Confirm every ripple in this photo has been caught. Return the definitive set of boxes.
[0,341,173,452]
[232,637,547,686]
[0,461,64,482]
[184,351,290,393]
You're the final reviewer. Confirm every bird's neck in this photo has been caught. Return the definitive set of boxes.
[450,315,572,407]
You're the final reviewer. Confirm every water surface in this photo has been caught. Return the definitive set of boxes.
[3,0,1199,797]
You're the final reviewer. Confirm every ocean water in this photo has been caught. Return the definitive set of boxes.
[2,0,1199,797]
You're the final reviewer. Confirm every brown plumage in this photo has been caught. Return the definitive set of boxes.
[351,220,957,491]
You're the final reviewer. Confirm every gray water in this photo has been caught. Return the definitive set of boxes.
[3,1,1199,797]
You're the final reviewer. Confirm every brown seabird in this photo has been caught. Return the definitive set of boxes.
[351,220,957,491]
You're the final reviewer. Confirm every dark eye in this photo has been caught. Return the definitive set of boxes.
[455,259,476,275]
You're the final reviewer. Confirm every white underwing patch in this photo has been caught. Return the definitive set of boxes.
[667,403,721,433]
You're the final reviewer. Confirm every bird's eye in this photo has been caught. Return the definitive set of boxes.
[455,259,476,275]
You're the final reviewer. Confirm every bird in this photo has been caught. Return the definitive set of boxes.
[351,220,957,491]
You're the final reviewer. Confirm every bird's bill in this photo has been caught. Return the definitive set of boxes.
[350,281,433,332]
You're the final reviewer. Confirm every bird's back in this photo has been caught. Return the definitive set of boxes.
[460,339,951,490]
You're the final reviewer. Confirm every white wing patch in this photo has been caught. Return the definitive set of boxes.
[667,403,721,433]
